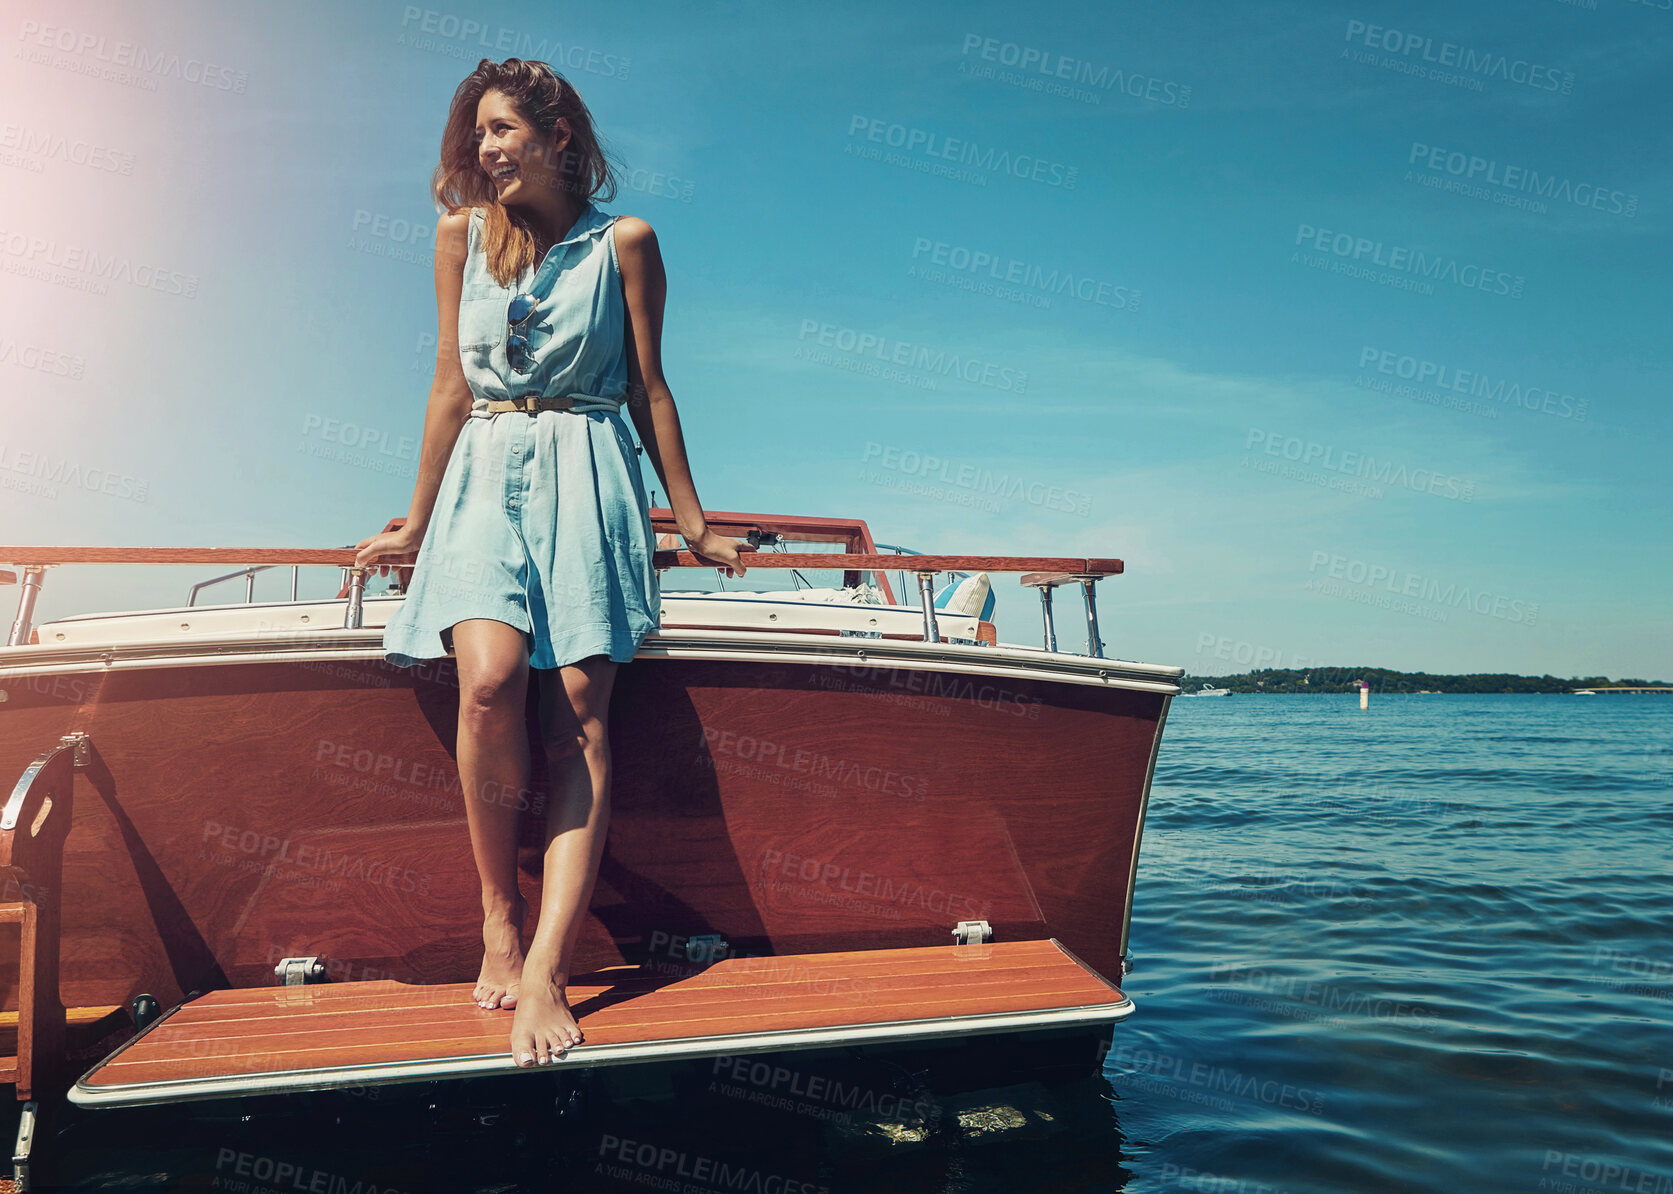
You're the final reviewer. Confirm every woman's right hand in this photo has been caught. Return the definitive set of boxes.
[686,528,748,578]
[354,524,422,577]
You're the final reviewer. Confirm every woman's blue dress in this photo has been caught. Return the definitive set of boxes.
[381,201,660,670]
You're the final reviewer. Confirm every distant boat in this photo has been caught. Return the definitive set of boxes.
[1194,683,1232,697]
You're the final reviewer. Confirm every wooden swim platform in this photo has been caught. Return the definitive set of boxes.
[73,939,1131,1107]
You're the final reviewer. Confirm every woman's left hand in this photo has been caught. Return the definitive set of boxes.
[686,529,748,578]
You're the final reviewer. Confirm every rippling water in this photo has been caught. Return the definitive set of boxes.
[37,695,1673,1193]
[1118,694,1673,1194]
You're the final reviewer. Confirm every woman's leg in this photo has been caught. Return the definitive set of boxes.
[451,618,534,1010]
[510,653,618,1066]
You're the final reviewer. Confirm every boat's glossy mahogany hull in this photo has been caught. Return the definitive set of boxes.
[0,652,1164,1017]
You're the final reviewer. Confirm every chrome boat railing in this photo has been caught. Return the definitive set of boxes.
[0,544,1122,656]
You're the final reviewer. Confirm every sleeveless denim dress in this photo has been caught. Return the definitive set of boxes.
[381,201,660,671]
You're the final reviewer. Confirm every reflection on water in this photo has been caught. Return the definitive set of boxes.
[38,1040,1131,1193]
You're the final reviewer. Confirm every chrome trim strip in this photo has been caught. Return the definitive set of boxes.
[637,635,1181,692]
[0,758,48,832]
[70,998,1134,1108]
[2,629,1181,695]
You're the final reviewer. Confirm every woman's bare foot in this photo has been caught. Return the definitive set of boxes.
[508,951,583,1066]
[473,894,527,1010]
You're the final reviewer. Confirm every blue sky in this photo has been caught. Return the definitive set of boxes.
[2,0,1668,678]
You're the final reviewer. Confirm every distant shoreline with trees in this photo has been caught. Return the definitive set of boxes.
[1179,668,1672,694]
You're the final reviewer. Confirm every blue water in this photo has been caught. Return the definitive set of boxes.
[1115,694,1673,1194]
[40,694,1673,1192]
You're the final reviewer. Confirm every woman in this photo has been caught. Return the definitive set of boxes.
[354,57,745,1069]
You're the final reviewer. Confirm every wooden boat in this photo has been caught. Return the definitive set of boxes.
[0,510,1179,1139]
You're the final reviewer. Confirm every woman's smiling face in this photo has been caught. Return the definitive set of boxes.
[474,89,569,201]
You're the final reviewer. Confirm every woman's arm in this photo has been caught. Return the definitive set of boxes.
[403,208,476,535]
[614,217,745,576]
[355,209,474,570]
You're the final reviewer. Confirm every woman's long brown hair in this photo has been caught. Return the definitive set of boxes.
[432,58,620,287]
